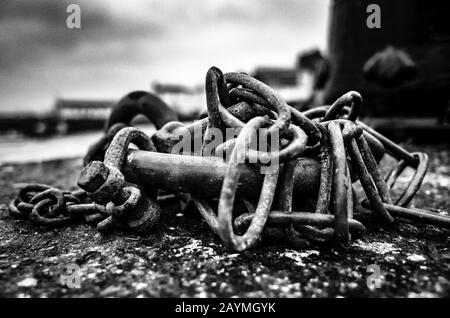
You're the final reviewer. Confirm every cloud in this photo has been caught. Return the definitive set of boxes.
[0,0,162,69]
[0,0,329,112]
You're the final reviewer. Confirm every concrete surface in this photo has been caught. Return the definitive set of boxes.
[0,144,449,297]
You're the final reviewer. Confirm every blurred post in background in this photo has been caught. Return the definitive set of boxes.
[325,0,450,127]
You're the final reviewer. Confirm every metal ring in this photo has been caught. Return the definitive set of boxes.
[294,124,334,243]
[105,91,178,131]
[357,120,418,167]
[18,184,52,202]
[356,134,392,204]
[385,152,429,207]
[303,106,330,120]
[245,123,309,164]
[30,198,73,227]
[106,186,142,219]
[9,198,29,218]
[192,197,220,234]
[30,188,66,217]
[224,72,291,135]
[323,91,362,122]
[229,87,269,108]
[328,121,351,241]
[346,135,394,224]
[84,123,128,165]
[279,160,310,247]
[315,124,333,214]
[361,201,450,229]
[217,117,280,251]
[203,67,238,154]
[229,86,321,144]
[104,127,156,170]
[234,212,366,238]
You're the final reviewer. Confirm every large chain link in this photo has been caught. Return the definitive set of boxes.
[9,66,450,252]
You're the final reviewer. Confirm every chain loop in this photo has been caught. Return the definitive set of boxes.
[9,66,450,252]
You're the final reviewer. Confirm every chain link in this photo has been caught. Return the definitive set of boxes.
[9,66,450,252]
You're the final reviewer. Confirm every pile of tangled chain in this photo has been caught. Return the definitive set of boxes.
[10,67,450,251]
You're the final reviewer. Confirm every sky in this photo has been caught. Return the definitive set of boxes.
[0,0,330,113]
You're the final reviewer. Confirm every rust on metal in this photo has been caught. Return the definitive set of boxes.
[9,66,450,252]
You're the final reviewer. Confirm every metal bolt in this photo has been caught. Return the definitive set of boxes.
[77,161,109,193]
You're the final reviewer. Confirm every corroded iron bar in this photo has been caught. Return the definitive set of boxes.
[122,150,320,200]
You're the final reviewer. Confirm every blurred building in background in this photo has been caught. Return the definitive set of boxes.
[54,99,115,134]
[1,0,449,141]
[252,67,297,87]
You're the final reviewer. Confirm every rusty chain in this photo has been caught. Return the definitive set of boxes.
[9,66,450,252]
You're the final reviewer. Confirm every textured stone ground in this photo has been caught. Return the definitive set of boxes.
[0,144,449,297]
